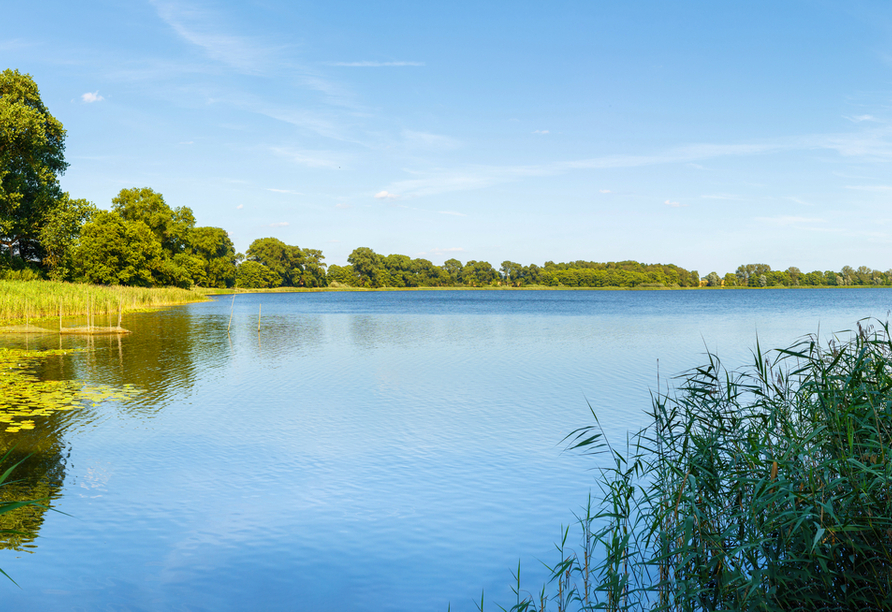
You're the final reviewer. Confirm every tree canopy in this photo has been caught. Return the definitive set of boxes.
[0,69,67,262]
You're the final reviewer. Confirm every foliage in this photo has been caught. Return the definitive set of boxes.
[483,322,892,611]
[75,211,167,286]
[236,260,281,289]
[246,237,327,288]
[112,187,194,258]
[0,69,67,263]
[38,194,96,281]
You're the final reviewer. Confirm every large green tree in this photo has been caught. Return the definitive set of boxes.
[75,211,166,286]
[0,69,67,262]
[112,187,194,258]
[38,194,96,280]
[246,237,327,287]
[188,226,237,288]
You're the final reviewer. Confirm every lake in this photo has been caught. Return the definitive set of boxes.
[0,288,890,611]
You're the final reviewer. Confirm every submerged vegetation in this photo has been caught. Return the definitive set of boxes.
[0,280,205,324]
[483,321,892,611]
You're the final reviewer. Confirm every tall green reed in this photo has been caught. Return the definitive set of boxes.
[482,320,892,612]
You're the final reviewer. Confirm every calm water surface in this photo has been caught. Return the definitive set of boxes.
[1,289,890,611]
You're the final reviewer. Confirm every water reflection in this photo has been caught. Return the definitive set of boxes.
[0,425,67,551]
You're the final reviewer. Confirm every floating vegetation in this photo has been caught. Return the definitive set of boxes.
[0,348,140,432]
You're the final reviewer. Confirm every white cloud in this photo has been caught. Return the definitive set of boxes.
[150,0,272,75]
[664,200,687,208]
[701,193,741,200]
[533,130,549,134]
[844,184,892,191]
[179,141,194,145]
[599,189,612,193]
[755,216,826,226]
[402,130,460,150]
[428,247,466,256]
[438,210,466,217]
[81,91,104,103]
[236,204,243,209]
[327,61,424,67]
[269,221,290,227]
[266,188,303,194]
[844,115,879,123]
[335,203,351,209]
[374,190,398,200]
[268,147,342,169]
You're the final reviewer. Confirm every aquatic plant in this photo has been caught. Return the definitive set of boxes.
[0,348,139,432]
[480,320,892,611]
[0,280,205,324]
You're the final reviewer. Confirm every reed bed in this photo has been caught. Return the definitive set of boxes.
[483,320,892,612]
[0,280,206,323]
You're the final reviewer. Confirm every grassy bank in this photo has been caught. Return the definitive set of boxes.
[482,321,892,611]
[0,280,206,324]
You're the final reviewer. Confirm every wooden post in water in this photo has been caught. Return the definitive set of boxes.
[258,303,262,332]
[228,293,235,333]
[59,300,62,332]
[118,301,123,329]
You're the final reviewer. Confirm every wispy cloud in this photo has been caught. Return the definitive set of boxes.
[81,91,104,103]
[402,130,460,150]
[428,247,466,256]
[844,184,892,191]
[335,202,351,209]
[374,190,398,200]
[533,130,550,135]
[754,216,826,227]
[438,210,466,216]
[150,0,274,75]
[664,200,686,208]
[844,114,879,123]
[599,189,612,193]
[326,61,424,67]
[236,204,243,209]
[701,193,741,200]
[266,188,303,194]
[269,146,343,169]
[269,221,290,227]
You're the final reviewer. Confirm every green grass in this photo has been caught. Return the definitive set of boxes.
[482,320,892,612]
[0,280,206,324]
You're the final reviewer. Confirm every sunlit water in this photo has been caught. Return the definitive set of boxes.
[0,289,890,611]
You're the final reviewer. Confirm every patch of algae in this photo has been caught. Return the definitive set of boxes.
[0,348,140,432]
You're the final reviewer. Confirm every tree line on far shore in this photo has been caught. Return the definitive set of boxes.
[4,68,892,292]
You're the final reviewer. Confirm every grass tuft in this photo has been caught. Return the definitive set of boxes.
[484,319,892,611]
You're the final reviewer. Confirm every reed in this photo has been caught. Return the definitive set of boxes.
[0,280,206,324]
[483,320,892,611]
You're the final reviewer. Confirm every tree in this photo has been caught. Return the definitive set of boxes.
[500,261,524,286]
[236,261,280,288]
[705,271,721,287]
[112,187,194,258]
[326,264,358,286]
[188,226,237,288]
[0,70,67,262]
[442,258,463,285]
[38,194,96,280]
[75,211,166,286]
[348,247,389,287]
[246,237,327,287]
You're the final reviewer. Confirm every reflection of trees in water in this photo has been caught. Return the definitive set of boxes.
[0,427,67,551]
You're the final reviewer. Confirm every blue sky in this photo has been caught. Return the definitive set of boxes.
[5,0,892,272]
